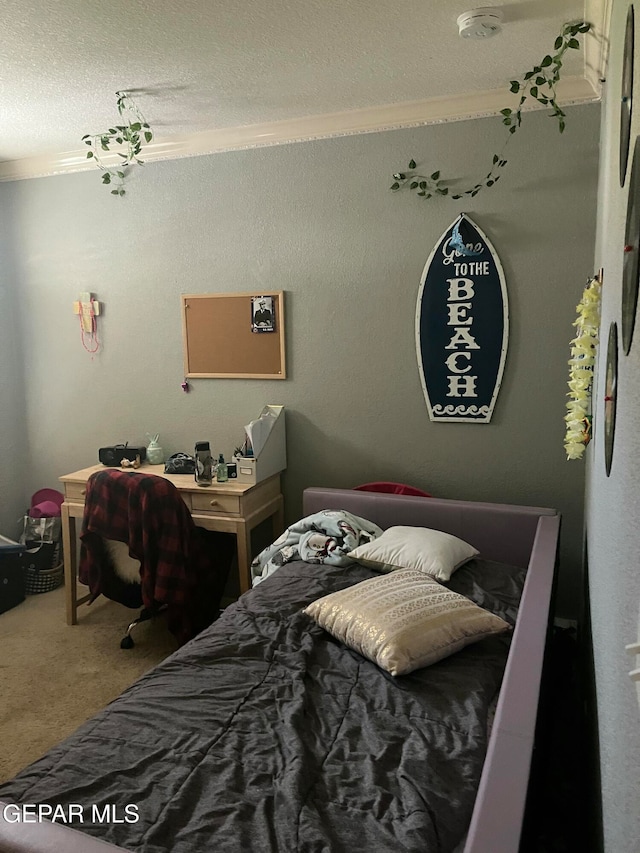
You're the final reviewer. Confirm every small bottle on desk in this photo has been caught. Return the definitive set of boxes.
[216,453,228,483]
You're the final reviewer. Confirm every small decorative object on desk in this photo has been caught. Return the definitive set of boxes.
[121,456,141,468]
[146,434,164,465]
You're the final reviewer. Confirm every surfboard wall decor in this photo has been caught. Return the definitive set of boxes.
[416,214,509,423]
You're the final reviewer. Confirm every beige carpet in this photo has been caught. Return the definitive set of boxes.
[0,583,179,783]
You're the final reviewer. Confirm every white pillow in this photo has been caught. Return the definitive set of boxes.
[347,525,479,582]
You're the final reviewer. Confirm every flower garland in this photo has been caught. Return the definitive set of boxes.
[564,276,602,459]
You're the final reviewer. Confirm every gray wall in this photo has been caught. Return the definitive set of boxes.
[587,1,640,849]
[0,186,28,537]
[1,104,599,615]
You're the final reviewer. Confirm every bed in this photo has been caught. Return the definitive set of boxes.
[0,487,560,853]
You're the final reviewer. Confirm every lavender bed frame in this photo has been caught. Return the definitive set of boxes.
[0,488,559,853]
[303,488,560,853]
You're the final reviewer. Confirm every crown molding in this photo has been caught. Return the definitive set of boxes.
[0,75,600,183]
[584,0,613,95]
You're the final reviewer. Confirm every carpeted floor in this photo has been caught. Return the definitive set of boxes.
[0,583,178,783]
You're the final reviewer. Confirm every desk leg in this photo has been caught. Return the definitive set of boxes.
[236,521,252,595]
[237,499,284,595]
[62,504,78,626]
[273,495,285,540]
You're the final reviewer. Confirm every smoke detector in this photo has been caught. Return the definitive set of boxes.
[457,8,503,39]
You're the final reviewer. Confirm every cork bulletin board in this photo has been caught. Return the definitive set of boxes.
[182,291,286,379]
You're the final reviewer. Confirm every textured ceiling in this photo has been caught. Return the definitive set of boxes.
[0,0,595,165]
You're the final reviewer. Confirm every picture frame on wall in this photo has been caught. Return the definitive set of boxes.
[622,135,640,354]
[619,4,634,187]
[603,322,618,477]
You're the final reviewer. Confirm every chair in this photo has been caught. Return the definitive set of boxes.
[99,538,161,649]
[79,469,234,648]
[353,481,433,498]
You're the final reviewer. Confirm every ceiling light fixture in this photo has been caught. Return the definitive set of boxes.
[457,7,503,39]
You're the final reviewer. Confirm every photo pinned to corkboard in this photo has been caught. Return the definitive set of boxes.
[251,295,276,333]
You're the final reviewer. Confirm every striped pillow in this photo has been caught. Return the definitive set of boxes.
[303,569,510,676]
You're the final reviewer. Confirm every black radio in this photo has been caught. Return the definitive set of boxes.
[98,445,147,467]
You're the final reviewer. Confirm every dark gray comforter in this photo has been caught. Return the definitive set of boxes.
[0,558,525,853]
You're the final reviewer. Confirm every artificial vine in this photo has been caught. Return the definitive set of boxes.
[390,20,591,202]
[82,92,153,196]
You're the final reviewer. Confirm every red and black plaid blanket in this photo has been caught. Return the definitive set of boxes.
[79,469,233,643]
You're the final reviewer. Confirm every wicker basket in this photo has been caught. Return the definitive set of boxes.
[25,562,64,595]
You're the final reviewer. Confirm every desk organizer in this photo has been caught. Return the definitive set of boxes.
[235,405,286,485]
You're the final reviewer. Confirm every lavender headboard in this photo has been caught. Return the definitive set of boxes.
[303,487,561,853]
[303,487,555,567]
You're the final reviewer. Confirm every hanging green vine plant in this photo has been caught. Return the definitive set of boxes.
[389,20,591,202]
[82,91,154,197]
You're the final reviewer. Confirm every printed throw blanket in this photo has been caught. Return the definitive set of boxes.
[251,509,383,586]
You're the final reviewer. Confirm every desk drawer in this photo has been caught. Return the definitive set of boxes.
[64,483,89,502]
[191,493,240,515]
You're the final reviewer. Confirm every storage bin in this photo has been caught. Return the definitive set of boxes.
[23,542,64,594]
[0,535,26,615]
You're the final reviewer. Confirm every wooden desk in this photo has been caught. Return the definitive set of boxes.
[60,464,284,626]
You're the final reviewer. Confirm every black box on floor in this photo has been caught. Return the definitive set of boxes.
[0,535,26,615]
